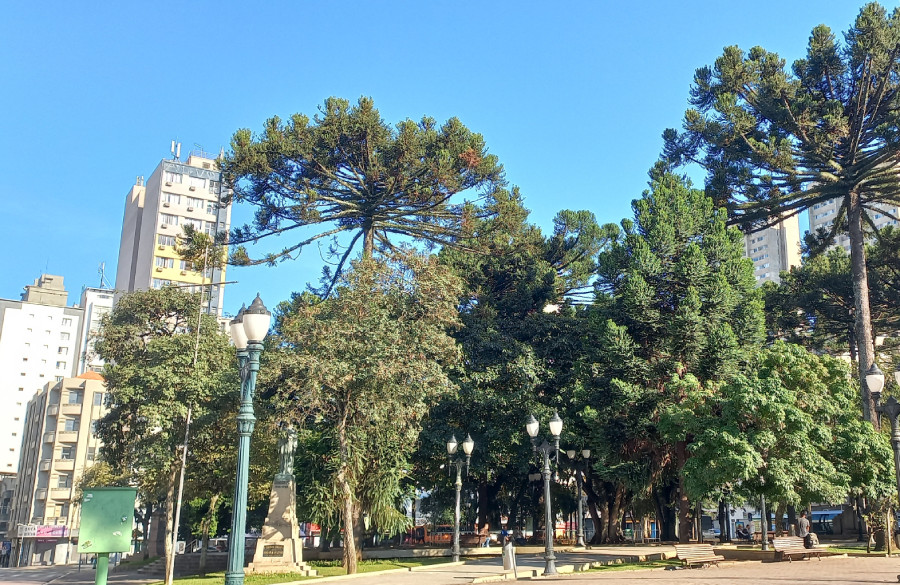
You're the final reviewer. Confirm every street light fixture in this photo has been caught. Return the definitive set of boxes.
[524,412,562,576]
[872,365,900,532]
[867,363,886,396]
[224,296,271,585]
[447,433,474,562]
[564,448,590,547]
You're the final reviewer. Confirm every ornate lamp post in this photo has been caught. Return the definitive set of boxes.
[224,296,271,585]
[525,412,563,576]
[871,365,900,505]
[447,434,474,562]
[564,448,590,547]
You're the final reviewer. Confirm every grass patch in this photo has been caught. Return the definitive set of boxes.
[589,559,682,572]
[117,555,160,569]
[149,557,454,584]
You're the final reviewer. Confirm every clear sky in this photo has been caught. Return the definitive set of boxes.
[0,1,866,314]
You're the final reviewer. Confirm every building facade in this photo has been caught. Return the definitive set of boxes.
[743,214,802,285]
[75,288,113,375]
[8,373,107,566]
[808,198,900,252]
[115,149,232,315]
[0,475,17,566]
[0,276,85,474]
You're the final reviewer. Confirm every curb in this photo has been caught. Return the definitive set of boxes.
[274,561,468,584]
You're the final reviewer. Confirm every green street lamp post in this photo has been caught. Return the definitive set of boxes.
[525,412,563,576]
[871,365,900,510]
[564,448,590,547]
[446,434,475,562]
[224,296,271,585]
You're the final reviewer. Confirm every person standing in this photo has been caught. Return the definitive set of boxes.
[798,510,812,548]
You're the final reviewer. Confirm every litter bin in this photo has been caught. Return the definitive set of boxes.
[502,540,517,577]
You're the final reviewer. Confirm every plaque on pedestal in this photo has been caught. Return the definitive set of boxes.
[247,428,316,576]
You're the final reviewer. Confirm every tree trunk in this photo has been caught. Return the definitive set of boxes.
[319,524,330,552]
[718,500,731,543]
[653,481,677,542]
[606,484,625,543]
[587,500,602,545]
[787,505,797,535]
[164,465,178,585]
[337,417,357,574]
[362,222,375,258]
[848,189,878,423]
[353,504,365,560]
[774,502,786,536]
[198,494,220,578]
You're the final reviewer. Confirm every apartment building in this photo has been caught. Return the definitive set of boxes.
[8,373,107,566]
[0,276,85,474]
[0,475,16,566]
[743,214,802,285]
[114,148,232,316]
[808,198,900,251]
[75,287,113,375]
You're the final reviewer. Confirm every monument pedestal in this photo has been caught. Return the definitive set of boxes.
[247,475,316,576]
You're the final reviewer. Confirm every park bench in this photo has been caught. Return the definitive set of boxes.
[773,536,822,562]
[674,544,725,568]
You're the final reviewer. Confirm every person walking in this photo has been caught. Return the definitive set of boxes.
[798,510,812,548]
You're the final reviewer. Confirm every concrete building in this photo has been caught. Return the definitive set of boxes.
[0,474,17,566]
[115,148,232,315]
[75,288,113,375]
[0,276,85,474]
[743,214,802,285]
[808,198,900,252]
[8,373,107,566]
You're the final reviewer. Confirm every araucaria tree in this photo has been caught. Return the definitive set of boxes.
[663,2,900,421]
[272,253,462,574]
[94,287,236,582]
[220,96,505,293]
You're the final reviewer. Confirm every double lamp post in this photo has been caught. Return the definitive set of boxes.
[866,364,900,506]
[224,295,272,585]
[446,434,475,562]
[525,412,564,577]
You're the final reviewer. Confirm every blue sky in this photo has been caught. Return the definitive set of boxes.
[0,1,865,314]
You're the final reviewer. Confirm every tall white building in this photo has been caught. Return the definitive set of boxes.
[0,276,84,474]
[743,214,802,285]
[808,198,900,251]
[75,287,113,375]
[115,148,232,316]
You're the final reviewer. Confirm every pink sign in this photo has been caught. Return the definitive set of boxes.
[35,525,68,537]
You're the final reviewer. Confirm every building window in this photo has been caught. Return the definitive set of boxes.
[183,217,202,230]
[59,503,69,518]
[22,357,27,362]
[86,446,96,461]
[186,196,203,208]
[180,260,193,271]
[60,332,70,341]
[64,419,79,432]
[90,420,99,435]
[189,176,206,189]
[68,390,83,404]
[164,171,182,183]
[56,361,66,370]
[160,213,178,226]
[209,180,220,194]
[18,387,23,392]
[202,162,211,169]
[62,318,72,326]
[61,446,74,460]
[162,192,181,204]
[58,347,68,355]
[155,257,175,269]
[57,474,71,488]
[157,234,176,247]
[206,202,217,215]
[93,392,104,406]
[152,279,172,289]
[55,376,63,382]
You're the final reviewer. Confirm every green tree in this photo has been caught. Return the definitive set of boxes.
[219,96,505,294]
[586,170,764,542]
[94,287,236,582]
[663,2,900,421]
[270,253,462,573]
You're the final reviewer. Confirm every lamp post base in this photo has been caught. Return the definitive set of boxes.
[542,555,558,576]
[224,570,245,585]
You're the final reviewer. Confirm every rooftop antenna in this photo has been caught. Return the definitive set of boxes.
[98,262,112,289]
[171,139,181,161]
[194,143,203,156]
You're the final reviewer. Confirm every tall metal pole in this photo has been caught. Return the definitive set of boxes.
[224,343,258,585]
[575,469,585,547]
[760,495,768,551]
[452,462,462,562]
[541,444,557,576]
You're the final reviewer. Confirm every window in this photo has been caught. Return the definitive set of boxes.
[67,390,82,404]
[90,420,98,435]
[183,217,202,230]
[93,392,103,406]
[189,176,206,189]
[86,447,96,461]
[22,357,27,362]
[64,419,79,432]
[155,257,175,269]
[209,180,220,194]
[152,279,172,289]
[20,373,25,377]
[186,196,203,208]
[206,201,217,215]
[60,446,74,460]
[160,213,178,225]
[45,330,50,335]
[164,171,182,183]
[18,388,23,392]
[61,318,72,326]
[59,503,70,518]
[57,474,71,488]
[203,221,215,235]
[180,260,193,271]
[56,361,66,370]
[162,192,181,204]
[58,347,68,355]
[157,234,176,247]
[26,328,32,333]
[55,376,63,382]
[60,332,69,341]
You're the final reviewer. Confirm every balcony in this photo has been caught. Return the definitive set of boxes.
[54,459,75,471]
[50,487,72,500]
[57,431,78,443]
[35,489,47,500]
[39,459,51,472]
[43,432,55,443]
[61,403,82,415]
[47,405,59,416]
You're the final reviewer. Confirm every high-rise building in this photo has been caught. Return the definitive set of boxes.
[0,474,17,565]
[75,287,114,375]
[0,276,85,474]
[114,148,232,315]
[743,214,802,285]
[808,198,900,252]
[8,373,107,566]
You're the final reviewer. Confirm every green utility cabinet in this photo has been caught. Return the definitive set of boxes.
[77,488,137,585]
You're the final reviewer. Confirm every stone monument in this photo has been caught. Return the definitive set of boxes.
[247,426,316,576]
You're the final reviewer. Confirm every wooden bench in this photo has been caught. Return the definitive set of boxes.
[674,544,725,568]
[773,536,822,562]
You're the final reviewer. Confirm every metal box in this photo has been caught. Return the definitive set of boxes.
[77,487,137,554]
